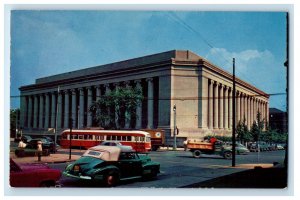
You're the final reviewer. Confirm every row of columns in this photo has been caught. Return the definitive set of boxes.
[207,79,268,130]
[21,78,155,131]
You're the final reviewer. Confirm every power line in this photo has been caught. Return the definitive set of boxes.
[167,12,265,89]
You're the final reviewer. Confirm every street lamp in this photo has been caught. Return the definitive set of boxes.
[173,104,177,150]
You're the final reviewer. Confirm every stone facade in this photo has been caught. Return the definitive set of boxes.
[19,50,269,144]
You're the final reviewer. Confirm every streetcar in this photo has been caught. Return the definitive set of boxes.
[59,129,151,152]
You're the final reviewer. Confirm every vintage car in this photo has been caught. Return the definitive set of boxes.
[224,142,250,155]
[10,158,61,187]
[63,145,160,186]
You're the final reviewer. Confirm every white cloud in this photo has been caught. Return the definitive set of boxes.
[205,47,274,71]
[205,47,286,111]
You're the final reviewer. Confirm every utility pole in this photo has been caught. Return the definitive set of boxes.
[54,86,60,154]
[173,104,177,150]
[69,117,73,160]
[284,12,289,168]
[232,58,236,167]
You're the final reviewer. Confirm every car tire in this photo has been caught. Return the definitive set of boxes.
[151,169,158,178]
[224,151,232,159]
[193,150,201,158]
[105,173,119,187]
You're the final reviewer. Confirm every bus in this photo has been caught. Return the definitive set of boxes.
[141,129,165,151]
[59,129,151,152]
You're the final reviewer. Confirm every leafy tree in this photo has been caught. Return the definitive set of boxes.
[89,87,143,129]
[10,108,20,138]
[236,117,252,144]
[250,112,264,142]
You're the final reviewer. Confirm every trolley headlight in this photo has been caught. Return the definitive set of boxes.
[155,132,161,138]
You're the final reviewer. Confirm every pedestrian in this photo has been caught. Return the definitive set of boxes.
[37,141,43,161]
[18,140,26,148]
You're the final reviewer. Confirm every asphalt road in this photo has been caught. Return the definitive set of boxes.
[49,149,285,188]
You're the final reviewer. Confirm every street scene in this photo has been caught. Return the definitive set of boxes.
[10,139,286,188]
[7,8,289,194]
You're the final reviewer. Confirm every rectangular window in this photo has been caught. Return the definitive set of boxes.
[78,135,84,140]
[72,135,78,139]
[117,136,121,141]
[107,135,112,140]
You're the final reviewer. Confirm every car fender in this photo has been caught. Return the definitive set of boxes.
[93,165,120,176]
[142,161,160,171]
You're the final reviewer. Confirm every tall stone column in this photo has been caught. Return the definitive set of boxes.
[199,77,208,128]
[87,87,93,127]
[228,88,232,129]
[236,91,240,124]
[57,91,62,129]
[247,96,251,129]
[224,86,228,129]
[28,96,33,128]
[266,102,269,124]
[79,88,85,128]
[124,81,131,129]
[254,99,257,119]
[113,83,120,128]
[240,93,244,122]
[64,90,70,128]
[135,80,142,129]
[50,92,56,128]
[219,84,223,129]
[33,95,38,128]
[213,81,219,129]
[96,85,101,102]
[104,84,111,127]
[244,95,248,127]
[249,97,253,127]
[208,80,214,129]
[39,94,44,129]
[44,93,50,129]
[20,95,27,129]
[71,89,77,128]
[146,78,154,129]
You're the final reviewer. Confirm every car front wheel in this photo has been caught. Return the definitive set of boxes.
[104,174,119,187]
[223,151,232,159]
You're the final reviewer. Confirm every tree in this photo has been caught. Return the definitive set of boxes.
[236,117,251,144]
[250,112,265,142]
[10,108,20,138]
[89,87,143,129]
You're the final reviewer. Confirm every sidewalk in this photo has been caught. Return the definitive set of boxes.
[10,149,81,164]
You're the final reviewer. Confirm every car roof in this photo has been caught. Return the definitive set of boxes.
[83,145,134,161]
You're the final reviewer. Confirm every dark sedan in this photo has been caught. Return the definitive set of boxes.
[26,138,56,153]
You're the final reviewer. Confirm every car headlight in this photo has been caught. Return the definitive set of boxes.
[65,164,73,171]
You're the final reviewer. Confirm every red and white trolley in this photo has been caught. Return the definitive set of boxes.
[59,129,151,152]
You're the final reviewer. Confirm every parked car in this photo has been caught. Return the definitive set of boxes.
[15,147,50,157]
[26,138,56,153]
[63,145,160,187]
[14,135,32,143]
[224,142,250,155]
[100,141,123,146]
[10,158,61,187]
[277,144,285,150]
[249,141,269,152]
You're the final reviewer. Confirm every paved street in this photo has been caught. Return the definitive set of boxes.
[48,149,285,188]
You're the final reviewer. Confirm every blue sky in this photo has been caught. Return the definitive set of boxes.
[10,11,287,111]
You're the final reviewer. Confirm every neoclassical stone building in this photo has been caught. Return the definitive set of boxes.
[19,50,269,144]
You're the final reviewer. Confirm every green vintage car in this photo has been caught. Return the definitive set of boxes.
[63,145,160,187]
